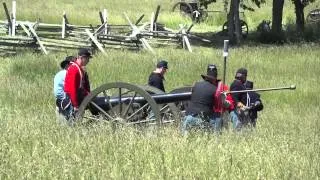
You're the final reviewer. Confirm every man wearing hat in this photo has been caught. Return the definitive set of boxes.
[242,81,264,127]
[229,67,249,130]
[148,60,168,92]
[54,56,75,119]
[64,48,93,117]
[181,64,217,135]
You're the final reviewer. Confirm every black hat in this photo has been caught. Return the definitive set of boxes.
[78,48,92,58]
[235,68,248,78]
[60,56,74,69]
[245,80,253,89]
[201,64,218,81]
[156,60,168,69]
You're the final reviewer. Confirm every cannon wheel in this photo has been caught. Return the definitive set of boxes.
[172,2,194,19]
[222,20,249,38]
[169,86,192,117]
[77,82,161,127]
[140,85,180,125]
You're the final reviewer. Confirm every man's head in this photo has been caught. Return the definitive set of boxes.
[201,64,218,82]
[77,48,92,66]
[60,56,75,70]
[235,67,247,83]
[156,60,168,75]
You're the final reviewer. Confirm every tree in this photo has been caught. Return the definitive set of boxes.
[292,0,316,33]
[271,0,285,34]
[227,0,241,44]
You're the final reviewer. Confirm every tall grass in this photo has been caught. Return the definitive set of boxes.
[0,0,319,179]
[1,44,319,179]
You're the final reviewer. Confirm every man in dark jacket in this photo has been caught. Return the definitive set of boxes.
[229,68,248,130]
[181,64,217,135]
[244,81,264,127]
[148,60,168,92]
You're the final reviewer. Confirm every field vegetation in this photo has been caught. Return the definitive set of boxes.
[0,0,319,179]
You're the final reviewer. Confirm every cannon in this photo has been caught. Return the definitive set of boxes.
[76,82,192,126]
[75,81,296,127]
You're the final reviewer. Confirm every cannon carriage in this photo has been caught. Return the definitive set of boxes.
[75,81,295,128]
[76,82,192,127]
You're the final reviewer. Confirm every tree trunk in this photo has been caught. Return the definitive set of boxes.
[228,0,241,45]
[271,0,284,33]
[294,0,305,33]
[234,0,241,44]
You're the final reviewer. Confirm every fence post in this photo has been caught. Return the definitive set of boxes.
[103,9,108,34]
[12,0,16,36]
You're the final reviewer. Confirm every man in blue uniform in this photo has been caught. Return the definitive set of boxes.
[148,60,168,92]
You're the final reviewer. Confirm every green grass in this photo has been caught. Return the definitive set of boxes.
[0,0,320,179]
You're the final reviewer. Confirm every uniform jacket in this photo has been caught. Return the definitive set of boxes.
[186,80,216,117]
[213,81,234,114]
[64,62,90,108]
[148,72,165,92]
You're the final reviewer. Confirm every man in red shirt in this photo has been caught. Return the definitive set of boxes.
[64,48,92,115]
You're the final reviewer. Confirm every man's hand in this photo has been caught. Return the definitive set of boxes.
[73,107,79,115]
[237,102,245,108]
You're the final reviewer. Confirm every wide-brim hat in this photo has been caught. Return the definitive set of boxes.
[201,64,217,81]
[78,48,92,58]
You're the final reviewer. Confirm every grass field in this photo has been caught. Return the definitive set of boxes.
[0,0,319,179]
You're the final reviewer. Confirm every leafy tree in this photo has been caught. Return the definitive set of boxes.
[292,0,316,33]
[271,0,285,34]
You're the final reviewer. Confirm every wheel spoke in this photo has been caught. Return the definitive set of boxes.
[159,104,170,112]
[127,103,149,120]
[90,101,114,120]
[118,88,122,115]
[122,92,137,118]
[104,90,116,116]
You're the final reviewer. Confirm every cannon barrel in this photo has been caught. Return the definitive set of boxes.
[225,85,296,94]
[93,91,192,110]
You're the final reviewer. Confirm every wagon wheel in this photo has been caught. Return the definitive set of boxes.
[172,2,194,19]
[140,85,180,125]
[306,9,320,23]
[222,20,249,38]
[192,9,208,23]
[76,82,161,128]
[169,86,192,117]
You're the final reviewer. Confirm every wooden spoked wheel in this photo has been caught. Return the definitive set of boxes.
[76,82,161,127]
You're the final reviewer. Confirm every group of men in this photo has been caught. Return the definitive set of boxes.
[53,49,263,131]
[53,48,92,122]
[145,60,263,134]
[181,65,263,134]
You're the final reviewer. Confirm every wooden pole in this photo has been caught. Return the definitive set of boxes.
[62,11,66,38]
[85,29,106,54]
[3,2,12,35]
[12,0,16,36]
[27,23,48,55]
[103,9,108,35]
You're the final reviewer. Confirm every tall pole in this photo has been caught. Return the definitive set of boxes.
[222,40,229,87]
